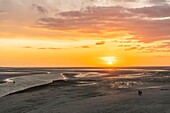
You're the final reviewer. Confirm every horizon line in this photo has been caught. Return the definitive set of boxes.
[1,66,170,69]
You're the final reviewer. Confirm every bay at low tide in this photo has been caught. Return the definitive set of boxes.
[0,67,170,113]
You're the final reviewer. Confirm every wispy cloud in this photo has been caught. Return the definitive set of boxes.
[23,46,63,50]
[81,46,90,48]
[37,47,63,50]
[0,10,7,14]
[123,41,170,53]
[32,3,48,15]
[129,4,170,18]
[114,0,137,2]
[148,0,168,4]
[37,4,170,42]
[125,47,138,51]
[37,47,47,50]
[96,41,105,45]
[22,46,33,49]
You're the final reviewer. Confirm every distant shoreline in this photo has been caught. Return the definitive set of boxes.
[1,66,170,70]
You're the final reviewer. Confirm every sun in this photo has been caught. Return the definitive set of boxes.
[100,56,117,65]
[107,60,113,65]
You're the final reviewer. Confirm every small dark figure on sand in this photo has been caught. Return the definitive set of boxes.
[138,90,142,96]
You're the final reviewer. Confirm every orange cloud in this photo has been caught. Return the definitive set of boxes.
[96,41,105,45]
[81,46,90,48]
[22,46,33,48]
[37,47,64,50]
[36,5,170,42]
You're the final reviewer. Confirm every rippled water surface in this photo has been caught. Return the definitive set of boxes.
[0,67,170,97]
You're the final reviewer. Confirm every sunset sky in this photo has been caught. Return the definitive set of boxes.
[0,0,170,67]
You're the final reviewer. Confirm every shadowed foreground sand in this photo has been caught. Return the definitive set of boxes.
[0,81,170,113]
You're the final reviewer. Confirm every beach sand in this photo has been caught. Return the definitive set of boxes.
[0,80,170,113]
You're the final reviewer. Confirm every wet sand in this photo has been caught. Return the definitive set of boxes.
[0,80,170,113]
